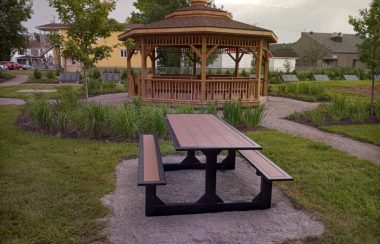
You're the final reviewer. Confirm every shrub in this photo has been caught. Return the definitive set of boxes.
[55,69,61,77]
[223,101,242,126]
[111,105,137,139]
[25,96,53,128]
[55,111,68,134]
[206,102,218,114]
[46,70,55,79]
[56,86,80,112]
[309,110,325,126]
[33,69,42,79]
[90,69,101,79]
[243,106,265,128]
[240,69,249,77]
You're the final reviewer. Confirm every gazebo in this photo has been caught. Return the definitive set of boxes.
[118,0,278,106]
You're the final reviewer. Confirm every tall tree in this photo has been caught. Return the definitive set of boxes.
[49,0,123,99]
[349,0,380,116]
[0,0,33,60]
[128,0,218,68]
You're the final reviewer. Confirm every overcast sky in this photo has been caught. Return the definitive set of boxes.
[25,0,372,43]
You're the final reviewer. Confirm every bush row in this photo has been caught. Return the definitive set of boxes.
[288,96,380,126]
[25,87,265,141]
[271,82,330,102]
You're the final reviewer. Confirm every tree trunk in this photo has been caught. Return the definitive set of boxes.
[370,73,375,116]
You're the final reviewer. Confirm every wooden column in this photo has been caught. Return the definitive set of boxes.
[255,40,263,99]
[263,51,269,96]
[140,38,146,98]
[193,52,197,77]
[151,47,156,76]
[126,48,134,96]
[201,36,207,103]
[235,48,240,77]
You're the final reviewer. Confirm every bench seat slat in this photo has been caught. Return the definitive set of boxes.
[239,150,293,181]
[138,135,166,186]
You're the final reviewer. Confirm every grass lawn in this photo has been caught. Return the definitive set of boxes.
[0,105,174,243]
[1,105,379,243]
[269,80,380,103]
[0,84,81,99]
[320,124,380,146]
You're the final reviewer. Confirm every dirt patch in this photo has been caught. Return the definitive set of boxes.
[336,86,379,97]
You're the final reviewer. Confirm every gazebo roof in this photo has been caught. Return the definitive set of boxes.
[119,0,277,42]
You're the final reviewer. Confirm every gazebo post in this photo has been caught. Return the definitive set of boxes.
[201,35,207,103]
[140,37,146,98]
[235,48,240,77]
[255,40,263,99]
[193,52,197,77]
[263,51,269,96]
[151,47,156,76]
[126,48,135,96]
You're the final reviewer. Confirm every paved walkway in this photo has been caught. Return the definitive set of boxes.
[0,98,25,105]
[0,75,28,86]
[262,96,380,164]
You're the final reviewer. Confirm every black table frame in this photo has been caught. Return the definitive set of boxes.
[145,115,271,216]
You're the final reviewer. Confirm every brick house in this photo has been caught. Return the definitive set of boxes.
[293,32,366,68]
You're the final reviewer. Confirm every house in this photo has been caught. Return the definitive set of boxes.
[36,23,151,72]
[268,50,298,72]
[292,32,365,68]
[11,34,55,68]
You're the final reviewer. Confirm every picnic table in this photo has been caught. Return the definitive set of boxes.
[138,114,292,216]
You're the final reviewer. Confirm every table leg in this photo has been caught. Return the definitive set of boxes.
[197,150,223,203]
[180,150,200,164]
[221,150,236,170]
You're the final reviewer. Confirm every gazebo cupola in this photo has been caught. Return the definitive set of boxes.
[119,1,278,106]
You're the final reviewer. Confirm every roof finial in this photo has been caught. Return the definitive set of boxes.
[190,0,208,7]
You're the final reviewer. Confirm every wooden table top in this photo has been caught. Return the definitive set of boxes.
[165,114,262,150]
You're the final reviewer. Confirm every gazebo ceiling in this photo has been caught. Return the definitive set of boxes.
[118,0,277,43]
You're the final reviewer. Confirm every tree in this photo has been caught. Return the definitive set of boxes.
[0,0,33,60]
[128,0,218,68]
[349,0,380,116]
[48,0,123,99]
[302,44,326,68]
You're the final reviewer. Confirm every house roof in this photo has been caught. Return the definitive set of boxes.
[119,1,277,42]
[271,50,298,58]
[36,23,67,31]
[303,32,362,54]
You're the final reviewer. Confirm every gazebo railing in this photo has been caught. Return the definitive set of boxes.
[141,78,260,104]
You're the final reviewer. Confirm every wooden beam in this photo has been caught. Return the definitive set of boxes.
[235,48,240,77]
[206,45,219,59]
[140,37,146,98]
[201,36,207,103]
[189,44,201,59]
[151,47,156,76]
[238,52,245,63]
[126,47,134,96]
[255,39,263,99]
[227,53,236,62]
[193,52,197,77]
[263,54,269,96]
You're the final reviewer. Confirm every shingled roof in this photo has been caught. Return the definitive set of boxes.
[303,32,362,54]
[119,0,277,42]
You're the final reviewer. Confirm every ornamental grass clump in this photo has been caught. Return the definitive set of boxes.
[242,106,265,128]
[176,104,194,114]
[111,105,138,140]
[82,103,111,137]
[138,105,168,138]
[25,96,53,129]
[223,101,243,127]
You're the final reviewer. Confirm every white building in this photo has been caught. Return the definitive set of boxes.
[269,51,298,72]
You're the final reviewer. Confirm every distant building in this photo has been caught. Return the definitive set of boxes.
[11,35,54,68]
[293,32,366,68]
[269,50,298,72]
[35,23,151,72]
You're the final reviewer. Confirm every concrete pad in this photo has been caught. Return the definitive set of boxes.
[17,89,57,93]
[104,156,324,244]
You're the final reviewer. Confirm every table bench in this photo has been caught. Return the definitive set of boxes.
[138,135,166,216]
[59,72,80,83]
[101,73,122,83]
[238,150,293,208]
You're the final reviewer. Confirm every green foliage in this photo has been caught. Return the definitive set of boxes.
[0,0,33,60]
[33,69,42,79]
[137,105,168,138]
[111,105,137,139]
[223,101,243,126]
[205,102,218,114]
[242,106,265,128]
[376,101,380,120]
[46,70,55,79]
[240,69,249,77]
[83,103,110,137]
[176,104,194,114]
[87,78,118,95]
[274,82,329,102]
[25,96,53,128]
[90,69,101,79]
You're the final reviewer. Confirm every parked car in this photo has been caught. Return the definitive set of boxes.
[0,64,8,70]
[22,64,32,70]
[10,62,23,70]
[0,61,13,70]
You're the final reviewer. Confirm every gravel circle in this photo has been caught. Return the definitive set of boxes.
[104,155,324,244]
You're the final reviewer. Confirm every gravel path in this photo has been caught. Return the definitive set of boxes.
[105,156,324,244]
[263,96,380,164]
[0,75,28,86]
[0,98,25,105]
[87,92,132,106]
